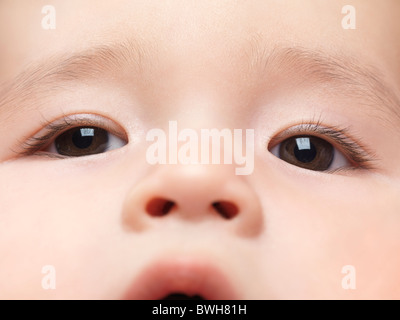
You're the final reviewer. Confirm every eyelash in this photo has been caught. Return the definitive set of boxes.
[268,120,377,170]
[18,116,377,171]
[18,115,121,158]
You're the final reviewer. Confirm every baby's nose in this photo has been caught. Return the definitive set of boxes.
[121,164,263,237]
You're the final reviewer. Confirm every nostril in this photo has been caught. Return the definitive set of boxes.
[211,201,239,219]
[146,198,176,217]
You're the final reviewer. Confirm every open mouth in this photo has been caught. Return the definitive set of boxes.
[122,259,238,300]
[161,293,205,300]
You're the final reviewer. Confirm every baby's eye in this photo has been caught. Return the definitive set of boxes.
[45,126,126,157]
[269,135,349,171]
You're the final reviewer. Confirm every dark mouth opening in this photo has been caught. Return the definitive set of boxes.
[161,293,205,300]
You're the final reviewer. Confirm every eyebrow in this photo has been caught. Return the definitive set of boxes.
[0,39,150,118]
[1,38,399,124]
[245,39,400,124]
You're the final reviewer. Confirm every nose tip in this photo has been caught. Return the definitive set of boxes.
[122,164,263,237]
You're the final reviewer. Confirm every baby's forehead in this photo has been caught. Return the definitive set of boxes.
[0,1,399,113]
[0,1,398,66]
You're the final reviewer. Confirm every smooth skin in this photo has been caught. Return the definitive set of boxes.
[0,0,400,299]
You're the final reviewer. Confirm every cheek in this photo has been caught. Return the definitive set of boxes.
[253,169,400,298]
[0,161,129,298]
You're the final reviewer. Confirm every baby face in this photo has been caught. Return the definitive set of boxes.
[0,0,400,299]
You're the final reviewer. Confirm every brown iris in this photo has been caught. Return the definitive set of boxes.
[279,135,334,171]
[55,127,109,156]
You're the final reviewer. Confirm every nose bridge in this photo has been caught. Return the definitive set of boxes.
[121,163,263,238]
[146,118,254,174]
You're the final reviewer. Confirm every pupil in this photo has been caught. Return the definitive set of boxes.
[294,138,316,163]
[72,128,94,149]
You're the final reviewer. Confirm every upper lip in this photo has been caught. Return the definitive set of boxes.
[122,258,239,300]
